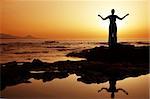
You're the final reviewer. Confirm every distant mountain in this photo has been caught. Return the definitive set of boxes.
[22,35,36,39]
[0,33,19,39]
[0,33,37,39]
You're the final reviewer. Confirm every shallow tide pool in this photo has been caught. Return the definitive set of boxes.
[1,74,149,99]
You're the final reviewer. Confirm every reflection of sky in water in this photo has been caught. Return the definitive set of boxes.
[0,39,149,63]
[1,74,149,99]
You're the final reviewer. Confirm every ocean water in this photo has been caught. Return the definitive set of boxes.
[0,39,149,64]
[0,39,97,63]
[0,39,149,99]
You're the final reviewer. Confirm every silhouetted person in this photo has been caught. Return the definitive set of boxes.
[98,79,128,99]
[98,9,129,47]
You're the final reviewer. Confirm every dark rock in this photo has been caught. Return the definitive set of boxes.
[0,58,149,91]
[32,59,43,66]
[46,46,66,48]
[44,41,59,44]
[67,45,149,63]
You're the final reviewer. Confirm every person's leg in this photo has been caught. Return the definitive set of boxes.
[114,24,117,45]
[109,25,113,47]
[109,34,112,47]
[111,24,116,47]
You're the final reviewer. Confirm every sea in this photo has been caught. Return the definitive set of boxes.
[0,39,149,64]
[0,39,149,99]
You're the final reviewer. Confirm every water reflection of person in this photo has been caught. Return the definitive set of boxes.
[98,9,129,47]
[98,79,128,99]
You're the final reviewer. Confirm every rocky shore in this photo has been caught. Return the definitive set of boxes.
[67,45,149,63]
[0,45,149,91]
[0,58,149,91]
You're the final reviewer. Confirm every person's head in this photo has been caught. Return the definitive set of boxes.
[111,9,115,15]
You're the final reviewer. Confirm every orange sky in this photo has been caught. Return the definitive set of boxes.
[1,0,150,41]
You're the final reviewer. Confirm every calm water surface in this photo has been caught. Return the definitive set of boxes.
[1,74,149,99]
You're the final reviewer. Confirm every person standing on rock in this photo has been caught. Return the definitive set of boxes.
[98,9,129,47]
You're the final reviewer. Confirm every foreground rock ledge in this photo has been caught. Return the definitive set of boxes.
[0,58,149,91]
[67,45,149,63]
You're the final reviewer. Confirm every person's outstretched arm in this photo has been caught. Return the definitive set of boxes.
[117,14,129,20]
[98,88,108,92]
[98,15,109,20]
[117,88,128,95]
